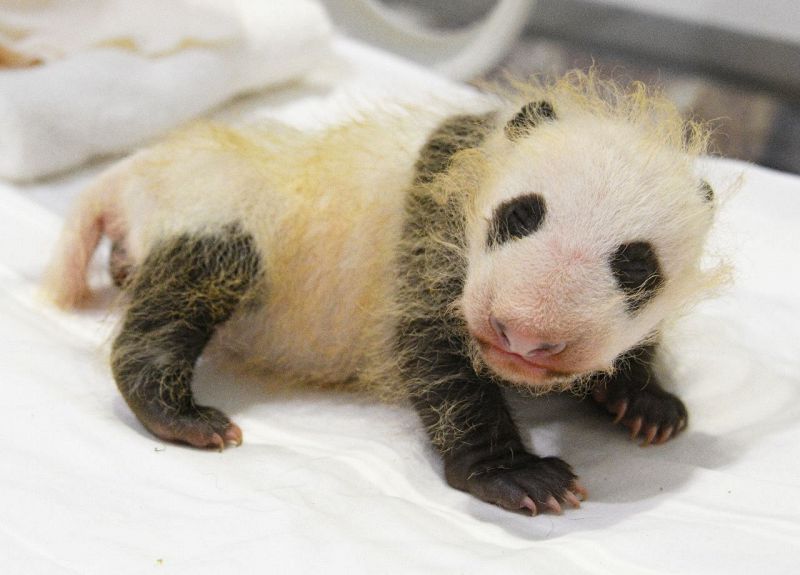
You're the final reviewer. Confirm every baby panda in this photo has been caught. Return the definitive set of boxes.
[45,72,723,516]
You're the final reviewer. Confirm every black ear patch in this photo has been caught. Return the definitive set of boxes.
[700,180,714,203]
[488,193,547,248]
[505,100,556,139]
[415,112,497,185]
[611,241,663,312]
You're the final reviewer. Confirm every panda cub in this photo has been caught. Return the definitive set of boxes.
[45,73,723,516]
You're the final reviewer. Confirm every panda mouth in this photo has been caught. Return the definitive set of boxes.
[476,339,571,381]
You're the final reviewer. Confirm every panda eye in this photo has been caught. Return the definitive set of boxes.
[611,241,663,312]
[488,193,546,247]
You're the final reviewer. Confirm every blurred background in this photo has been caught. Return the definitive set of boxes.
[327,0,800,174]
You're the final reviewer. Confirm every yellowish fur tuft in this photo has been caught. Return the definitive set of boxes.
[486,69,712,157]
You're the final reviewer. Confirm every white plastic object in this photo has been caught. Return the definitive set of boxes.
[321,0,535,80]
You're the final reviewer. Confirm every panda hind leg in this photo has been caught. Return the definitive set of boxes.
[591,343,688,446]
[110,225,262,449]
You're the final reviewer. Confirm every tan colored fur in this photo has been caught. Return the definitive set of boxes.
[47,109,452,396]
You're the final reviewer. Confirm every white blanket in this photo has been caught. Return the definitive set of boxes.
[1,39,799,575]
[0,0,331,181]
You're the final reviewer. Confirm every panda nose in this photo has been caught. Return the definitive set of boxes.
[490,315,567,358]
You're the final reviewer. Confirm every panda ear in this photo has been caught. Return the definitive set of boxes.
[699,180,714,203]
[505,100,556,139]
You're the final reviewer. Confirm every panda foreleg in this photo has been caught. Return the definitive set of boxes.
[404,324,586,515]
[592,343,688,445]
[110,226,261,450]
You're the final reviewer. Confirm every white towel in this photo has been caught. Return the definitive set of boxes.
[0,0,332,181]
[0,0,241,62]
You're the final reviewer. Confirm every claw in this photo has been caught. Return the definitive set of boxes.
[657,426,674,444]
[629,417,643,440]
[521,496,538,515]
[612,400,629,424]
[544,496,562,514]
[564,490,582,508]
[642,425,658,446]
[571,481,588,500]
[209,433,225,452]
[224,423,243,446]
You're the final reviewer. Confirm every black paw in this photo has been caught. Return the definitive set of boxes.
[140,403,242,450]
[593,379,688,446]
[449,454,586,515]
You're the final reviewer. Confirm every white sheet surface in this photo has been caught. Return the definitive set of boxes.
[1,39,799,575]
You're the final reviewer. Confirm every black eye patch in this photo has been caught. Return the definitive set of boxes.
[488,193,547,248]
[611,241,663,312]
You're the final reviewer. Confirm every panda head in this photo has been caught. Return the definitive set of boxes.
[456,79,723,390]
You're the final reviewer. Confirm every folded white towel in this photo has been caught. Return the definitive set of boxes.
[0,0,332,181]
[0,0,240,62]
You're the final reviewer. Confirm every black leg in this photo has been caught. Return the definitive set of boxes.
[591,343,688,445]
[399,113,584,514]
[111,226,261,449]
[400,321,585,515]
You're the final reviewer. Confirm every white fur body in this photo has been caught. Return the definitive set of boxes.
[47,110,455,388]
[45,75,725,397]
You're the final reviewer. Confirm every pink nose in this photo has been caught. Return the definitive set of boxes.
[490,315,567,358]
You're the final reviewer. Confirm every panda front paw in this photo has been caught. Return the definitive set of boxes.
[139,403,243,451]
[593,379,688,446]
[446,452,586,515]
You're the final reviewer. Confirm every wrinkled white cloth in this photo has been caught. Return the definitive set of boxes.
[2,38,800,575]
[0,0,332,181]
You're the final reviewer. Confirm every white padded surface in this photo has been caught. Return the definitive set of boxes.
[1,39,799,574]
